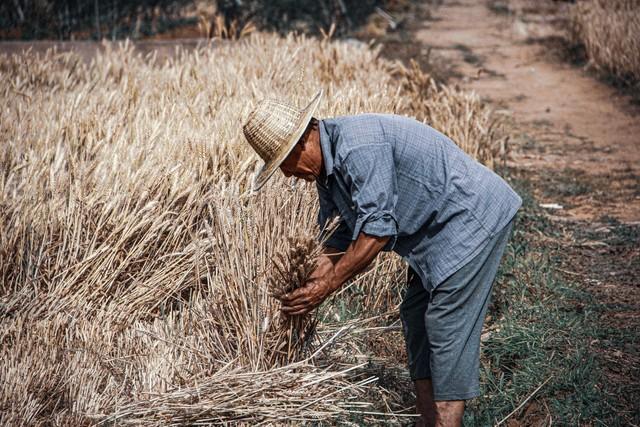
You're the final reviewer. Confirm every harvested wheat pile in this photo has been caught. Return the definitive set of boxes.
[0,33,504,425]
[570,0,640,85]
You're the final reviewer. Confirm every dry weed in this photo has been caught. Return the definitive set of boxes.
[396,59,509,168]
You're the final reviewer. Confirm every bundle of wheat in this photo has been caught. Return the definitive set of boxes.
[267,233,321,364]
[265,218,341,365]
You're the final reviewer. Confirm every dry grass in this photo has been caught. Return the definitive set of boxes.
[0,33,505,424]
[570,0,640,85]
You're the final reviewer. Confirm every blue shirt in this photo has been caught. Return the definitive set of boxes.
[316,114,522,289]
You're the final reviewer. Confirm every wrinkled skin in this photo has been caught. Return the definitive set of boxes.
[279,120,323,182]
[278,254,337,316]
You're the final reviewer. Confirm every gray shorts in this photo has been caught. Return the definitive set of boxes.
[399,216,515,401]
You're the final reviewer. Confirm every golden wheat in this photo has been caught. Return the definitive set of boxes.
[570,0,640,84]
[0,32,505,424]
[266,233,321,365]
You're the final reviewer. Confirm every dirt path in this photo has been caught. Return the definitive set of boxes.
[409,0,639,420]
[415,0,640,223]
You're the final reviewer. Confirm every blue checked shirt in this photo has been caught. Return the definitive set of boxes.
[316,114,522,289]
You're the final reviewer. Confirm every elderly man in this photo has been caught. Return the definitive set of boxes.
[242,90,522,427]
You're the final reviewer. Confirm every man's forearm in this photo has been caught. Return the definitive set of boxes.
[331,233,390,290]
[322,246,344,266]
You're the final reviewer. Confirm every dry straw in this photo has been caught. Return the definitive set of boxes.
[265,219,340,365]
[0,32,505,424]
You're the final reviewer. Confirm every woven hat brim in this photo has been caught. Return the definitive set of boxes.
[251,89,323,192]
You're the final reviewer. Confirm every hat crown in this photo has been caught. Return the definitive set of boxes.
[243,99,305,163]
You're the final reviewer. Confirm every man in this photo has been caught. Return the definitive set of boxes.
[242,89,522,426]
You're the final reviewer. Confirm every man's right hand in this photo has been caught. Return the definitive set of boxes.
[276,249,343,315]
[279,257,338,315]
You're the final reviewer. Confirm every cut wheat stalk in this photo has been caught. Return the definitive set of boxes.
[264,219,339,365]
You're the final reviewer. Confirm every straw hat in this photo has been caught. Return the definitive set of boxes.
[243,89,323,191]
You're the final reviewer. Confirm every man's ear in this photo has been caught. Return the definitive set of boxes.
[300,118,318,147]
[298,127,312,149]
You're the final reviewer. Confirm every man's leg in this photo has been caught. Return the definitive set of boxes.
[399,267,433,426]
[425,218,515,425]
[415,378,436,426]
[433,399,465,426]
[415,379,464,427]
[400,267,466,427]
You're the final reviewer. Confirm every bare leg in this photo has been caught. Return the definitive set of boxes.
[414,379,464,427]
[415,379,436,427]
[433,400,464,427]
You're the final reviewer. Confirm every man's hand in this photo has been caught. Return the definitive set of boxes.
[279,255,338,316]
[279,233,389,316]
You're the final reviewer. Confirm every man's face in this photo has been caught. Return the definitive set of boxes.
[279,129,318,182]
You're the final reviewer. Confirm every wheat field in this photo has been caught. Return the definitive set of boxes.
[570,0,640,85]
[0,33,505,425]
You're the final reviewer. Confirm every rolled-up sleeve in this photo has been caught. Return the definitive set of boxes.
[316,181,352,251]
[340,143,399,251]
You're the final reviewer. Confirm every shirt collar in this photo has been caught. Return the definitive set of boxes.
[318,119,335,186]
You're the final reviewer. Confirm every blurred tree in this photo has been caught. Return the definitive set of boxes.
[0,0,383,40]
[0,0,195,39]
[216,0,381,35]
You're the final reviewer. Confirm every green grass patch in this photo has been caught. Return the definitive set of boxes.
[465,175,632,426]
